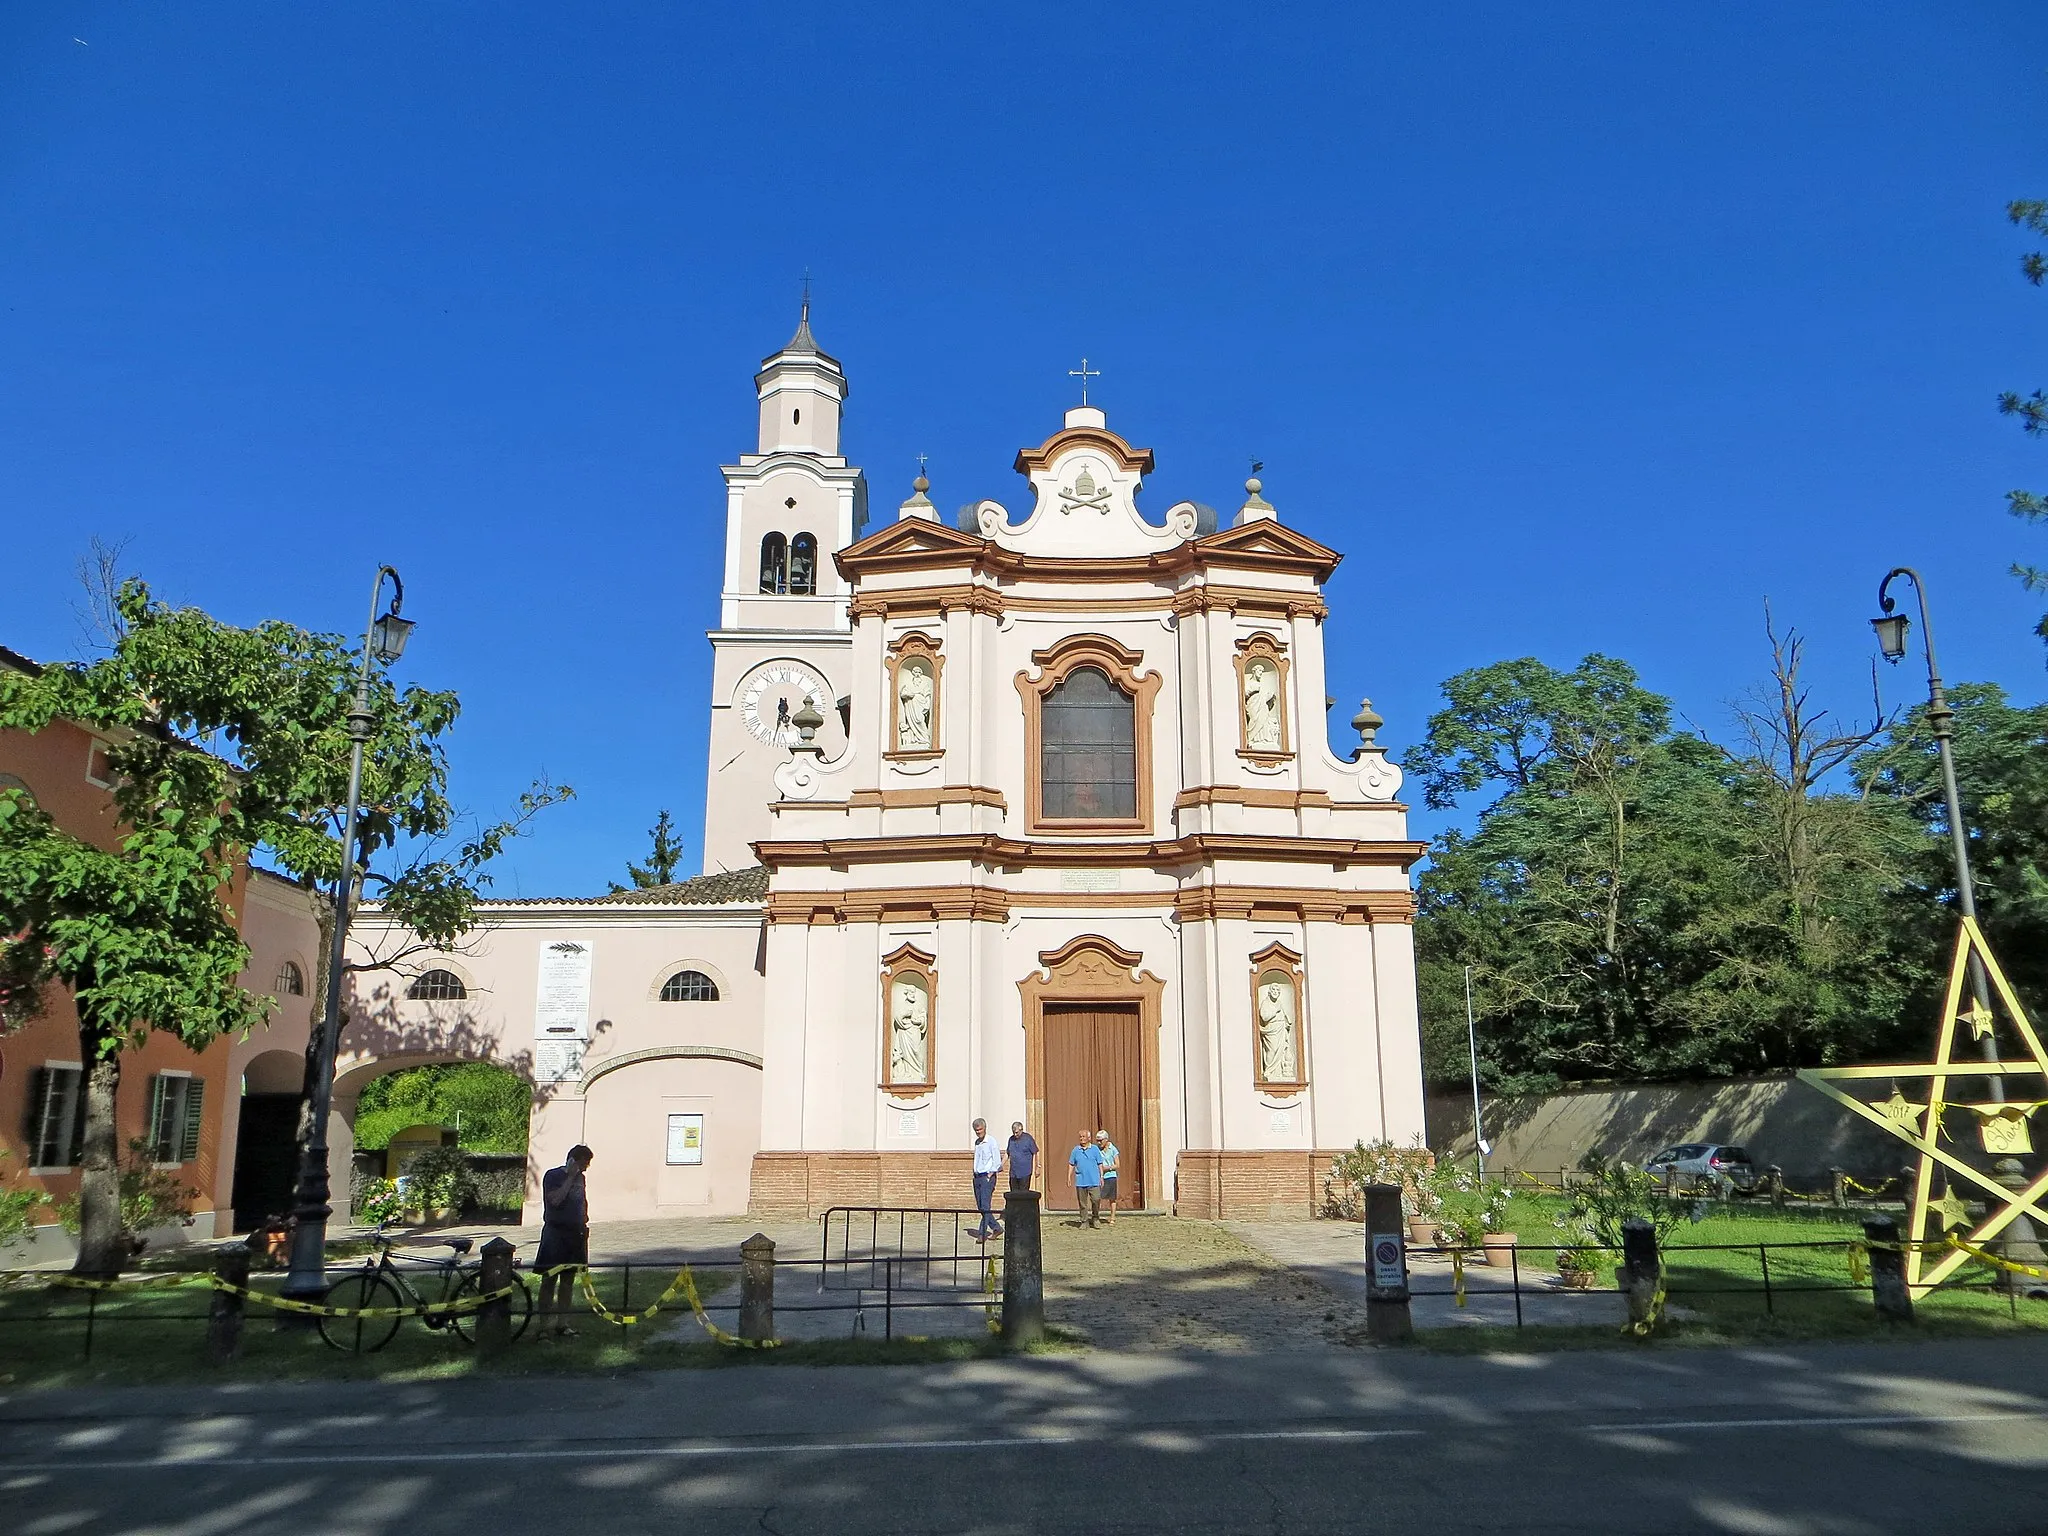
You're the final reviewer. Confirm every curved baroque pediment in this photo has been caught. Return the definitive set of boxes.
[977,413,1199,558]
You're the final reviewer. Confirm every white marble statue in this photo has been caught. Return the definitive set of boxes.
[1257,974,1298,1082]
[889,976,930,1083]
[1244,659,1281,750]
[897,659,934,750]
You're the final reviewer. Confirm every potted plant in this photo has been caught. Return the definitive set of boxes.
[1551,1210,1605,1287]
[1479,1180,1518,1267]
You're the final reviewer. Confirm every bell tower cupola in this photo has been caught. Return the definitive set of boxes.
[754,295,846,456]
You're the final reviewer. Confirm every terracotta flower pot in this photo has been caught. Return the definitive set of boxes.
[1408,1219,1441,1248]
[1559,1266,1598,1290]
[1480,1232,1519,1267]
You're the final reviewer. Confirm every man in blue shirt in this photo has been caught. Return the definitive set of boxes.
[1068,1132,1103,1228]
[1006,1121,1038,1195]
[536,1144,593,1337]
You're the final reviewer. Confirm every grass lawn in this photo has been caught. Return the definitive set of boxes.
[0,1258,1077,1390]
[1416,1191,2048,1352]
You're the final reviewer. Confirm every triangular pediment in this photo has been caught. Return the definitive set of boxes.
[1193,521,1341,577]
[836,518,987,577]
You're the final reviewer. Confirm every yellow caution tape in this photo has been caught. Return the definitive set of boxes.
[568,1262,780,1349]
[1847,1242,1869,1286]
[1945,1234,2048,1282]
[1843,1174,1900,1198]
[38,1268,516,1320]
[1451,1248,1466,1309]
[1513,1172,1569,1195]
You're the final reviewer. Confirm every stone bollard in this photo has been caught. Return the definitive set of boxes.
[1364,1183,1414,1344]
[207,1243,251,1365]
[1830,1167,1847,1208]
[739,1232,776,1341]
[1863,1215,1914,1323]
[1001,1189,1045,1346]
[1769,1165,1786,1211]
[474,1237,517,1358]
[1620,1218,1661,1328]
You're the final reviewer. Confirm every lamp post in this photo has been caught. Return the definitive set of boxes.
[1871,567,2043,1271]
[280,566,413,1310]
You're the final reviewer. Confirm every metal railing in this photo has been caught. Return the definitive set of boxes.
[818,1206,1000,1292]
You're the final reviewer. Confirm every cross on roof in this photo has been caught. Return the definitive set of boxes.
[1068,357,1100,405]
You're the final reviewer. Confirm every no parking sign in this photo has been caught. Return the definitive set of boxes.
[1368,1230,1406,1290]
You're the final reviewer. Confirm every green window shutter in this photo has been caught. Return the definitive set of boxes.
[25,1067,50,1164]
[179,1079,206,1164]
[147,1075,168,1161]
[58,1068,84,1168]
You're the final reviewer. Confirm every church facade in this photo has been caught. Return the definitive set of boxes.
[346,311,1426,1222]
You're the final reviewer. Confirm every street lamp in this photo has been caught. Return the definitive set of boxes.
[281,566,411,1310]
[1870,567,2043,1272]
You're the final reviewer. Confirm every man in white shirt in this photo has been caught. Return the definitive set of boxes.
[970,1118,1004,1241]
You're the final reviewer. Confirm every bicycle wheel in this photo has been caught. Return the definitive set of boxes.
[451,1269,533,1345]
[318,1272,405,1353]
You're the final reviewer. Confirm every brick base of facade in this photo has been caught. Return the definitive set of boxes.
[751,1148,1346,1221]
[1170,1149,1347,1219]
[749,1151,980,1220]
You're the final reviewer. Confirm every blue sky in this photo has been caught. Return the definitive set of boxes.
[3,4,2045,894]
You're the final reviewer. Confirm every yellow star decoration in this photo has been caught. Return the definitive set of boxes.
[1799,916,2048,1298]
[1934,1187,1973,1232]
[1876,1089,1924,1133]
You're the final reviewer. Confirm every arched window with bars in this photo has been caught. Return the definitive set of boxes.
[275,960,305,997]
[759,533,788,594]
[659,970,719,1003]
[406,969,468,1001]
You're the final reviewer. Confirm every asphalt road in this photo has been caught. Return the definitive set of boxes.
[6,1339,2048,1535]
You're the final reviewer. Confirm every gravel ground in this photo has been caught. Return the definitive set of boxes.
[1039,1213,1368,1350]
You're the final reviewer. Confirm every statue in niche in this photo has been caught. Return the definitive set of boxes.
[897,658,934,750]
[889,975,930,1083]
[1244,658,1282,750]
[1257,973,1299,1083]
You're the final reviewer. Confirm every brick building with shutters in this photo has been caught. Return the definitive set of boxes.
[0,646,323,1259]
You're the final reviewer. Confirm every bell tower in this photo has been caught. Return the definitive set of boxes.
[701,302,867,873]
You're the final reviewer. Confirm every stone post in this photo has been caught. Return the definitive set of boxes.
[1000,1189,1045,1346]
[206,1243,251,1365]
[1620,1217,1661,1328]
[1768,1165,1786,1211]
[475,1237,516,1357]
[1364,1182,1414,1344]
[1830,1167,1847,1208]
[1863,1215,1914,1323]
[739,1232,776,1341]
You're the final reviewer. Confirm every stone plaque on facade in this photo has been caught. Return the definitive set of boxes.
[535,940,593,1039]
[534,1039,584,1084]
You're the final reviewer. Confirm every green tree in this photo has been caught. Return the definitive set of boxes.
[2001,198,2048,639]
[608,808,684,894]
[0,580,566,1273]
[1859,683,2048,1022]
[353,1062,532,1154]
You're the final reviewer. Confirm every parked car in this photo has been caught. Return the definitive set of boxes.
[1644,1143,1758,1194]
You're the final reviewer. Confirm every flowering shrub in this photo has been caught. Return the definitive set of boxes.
[1564,1150,1705,1250]
[1324,1137,1435,1220]
[354,1177,406,1227]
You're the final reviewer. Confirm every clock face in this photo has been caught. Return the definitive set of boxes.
[740,663,828,746]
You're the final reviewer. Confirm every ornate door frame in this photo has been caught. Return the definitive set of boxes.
[1018,935,1165,1211]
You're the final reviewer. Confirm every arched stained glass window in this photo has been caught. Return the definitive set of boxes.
[406,969,467,1001]
[660,970,719,1002]
[760,533,788,594]
[1039,666,1136,820]
[789,533,817,595]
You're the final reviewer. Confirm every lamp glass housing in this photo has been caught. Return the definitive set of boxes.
[370,612,415,663]
[1870,612,1909,662]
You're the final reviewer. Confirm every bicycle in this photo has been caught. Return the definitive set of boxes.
[318,1232,534,1353]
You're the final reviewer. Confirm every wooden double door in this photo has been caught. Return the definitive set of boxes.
[1043,1003,1144,1210]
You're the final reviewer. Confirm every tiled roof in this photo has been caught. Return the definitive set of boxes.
[484,865,770,909]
